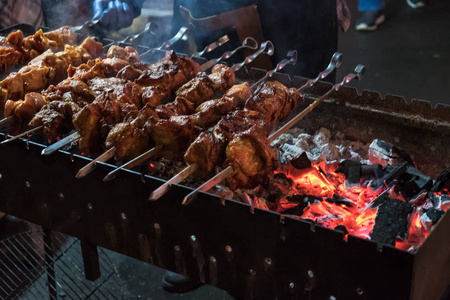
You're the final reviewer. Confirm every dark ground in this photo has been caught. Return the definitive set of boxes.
[337,0,450,106]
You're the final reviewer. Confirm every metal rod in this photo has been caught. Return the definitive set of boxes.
[0,116,14,127]
[192,35,230,57]
[231,41,274,72]
[41,131,80,155]
[297,52,343,92]
[76,147,116,179]
[0,126,43,144]
[149,163,199,201]
[182,166,233,205]
[43,228,57,300]
[103,145,163,182]
[200,37,258,71]
[268,64,365,144]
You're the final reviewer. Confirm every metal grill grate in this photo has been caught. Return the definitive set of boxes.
[0,230,123,299]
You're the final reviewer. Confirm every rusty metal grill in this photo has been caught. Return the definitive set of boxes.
[0,230,123,299]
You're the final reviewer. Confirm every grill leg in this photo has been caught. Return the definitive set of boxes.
[43,228,57,300]
[80,240,101,281]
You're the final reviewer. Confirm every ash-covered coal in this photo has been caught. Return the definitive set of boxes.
[272,127,370,165]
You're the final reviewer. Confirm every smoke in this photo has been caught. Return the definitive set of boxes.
[41,0,90,29]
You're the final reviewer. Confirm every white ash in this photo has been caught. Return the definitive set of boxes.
[272,127,371,165]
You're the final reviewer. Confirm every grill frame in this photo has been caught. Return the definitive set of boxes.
[0,66,449,299]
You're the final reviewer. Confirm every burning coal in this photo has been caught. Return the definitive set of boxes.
[201,127,449,253]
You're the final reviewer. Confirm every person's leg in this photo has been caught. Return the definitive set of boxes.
[358,0,384,11]
[356,0,386,31]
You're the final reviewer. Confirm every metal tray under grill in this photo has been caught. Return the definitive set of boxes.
[0,63,449,299]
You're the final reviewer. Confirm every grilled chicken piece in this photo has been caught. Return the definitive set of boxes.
[0,26,77,74]
[0,37,103,104]
[245,81,303,130]
[107,45,139,64]
[175,73,215,107]
[185,110,267,174]
[155,96,195,119]
[105,104,159,160]
[149,115,199,160]
[208,64,235,93]
[73,93,138,155]
[192,82,252,129]
[224,126,276,190]
[184,131,227,175]
[29,101,81,141]
[4,93,48,134]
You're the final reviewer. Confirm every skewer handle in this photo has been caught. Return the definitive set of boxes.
[298,52,343,92]
[192,35,230,58]
[149,163,199,201]
[268,64,365,143]
[76,147,116,179]
[231,41,274,72]
[250,50,298,89]
[0,125,43,144]
[182,166,233,205]
[103,145,162,182]
[200,37,259,71]
[41,132,80,155]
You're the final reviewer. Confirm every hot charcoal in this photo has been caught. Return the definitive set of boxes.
[396,165,433,200]
[370,199,413,246]
[369,162,408,191]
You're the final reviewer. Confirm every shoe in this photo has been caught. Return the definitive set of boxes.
[356,10,386,31]
[406,0,426,8]
[161,271,203,293]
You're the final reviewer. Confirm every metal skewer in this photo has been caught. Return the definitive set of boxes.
[103,145,163,182]
[231,41,274,72]
[182,166,233,205]
[192,35,230,58]
[0,116,14,128]
[181,64,365,206]
[200,37,259,71]
[149,163,199,201]
[41,132,80,155]
[0,125,43,144]
[76,147,116,179]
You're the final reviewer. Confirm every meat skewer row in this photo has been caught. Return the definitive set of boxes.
[182,64,365,205]
[41,37,258,156]
[0,26,77,74]
[0,36,103,109]
[75,39,267,158]
[100,42,275,180]
[10,50,200,143]
[2,45,144,137]
[149,52,342,200]
[78,41,274,179]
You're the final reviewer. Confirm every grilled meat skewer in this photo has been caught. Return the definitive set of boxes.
[0,26,77,74]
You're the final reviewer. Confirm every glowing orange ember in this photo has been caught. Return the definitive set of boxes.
[278,162,449,251]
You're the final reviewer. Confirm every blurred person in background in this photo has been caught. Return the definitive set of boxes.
[356,0,427,31]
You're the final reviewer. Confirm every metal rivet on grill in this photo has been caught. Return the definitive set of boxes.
[190,235,196,242]
[308,270,314,278]
[58,193,64,200]
[289,282,295,292]
[25,181,31,188]
[210,256,216,263]
[249,269,256,276]
[330,296,336,300]
[154,223,160,230]
[87,203,93,210]
[225,245,232,252]
[121,213,127,220]
[394,137,400,143]
[356,288,364,295]
[265,258,272,266]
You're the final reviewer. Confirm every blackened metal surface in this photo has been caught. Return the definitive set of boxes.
[0,135,415,299]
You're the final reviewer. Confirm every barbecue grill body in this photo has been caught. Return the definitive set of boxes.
[1,74,450,299]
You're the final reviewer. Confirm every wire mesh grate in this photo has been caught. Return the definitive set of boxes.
[0,230,123,299]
